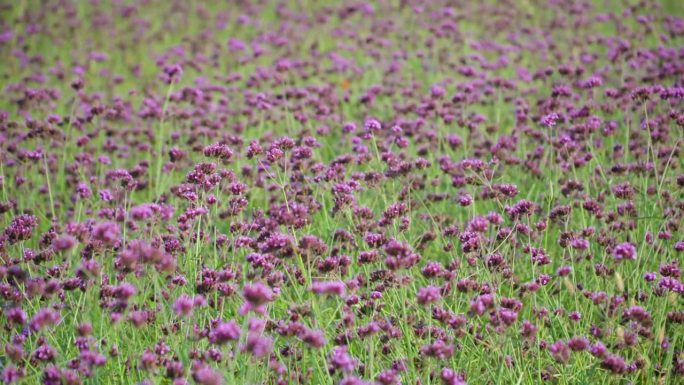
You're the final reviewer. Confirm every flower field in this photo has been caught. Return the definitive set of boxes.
[1,1,683,384]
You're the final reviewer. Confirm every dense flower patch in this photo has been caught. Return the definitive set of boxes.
[1,1,683,384]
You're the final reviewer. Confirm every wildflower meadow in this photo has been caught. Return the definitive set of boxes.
[1,1,683,384]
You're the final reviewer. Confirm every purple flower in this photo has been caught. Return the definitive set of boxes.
[52,235,77,252]
[42,364,61,385]
[329,346,357,373]
[241,331,273,358]
[590,342,607,358]
[240,283,274,315]
[203,143,233,162]
[556,266,572,276]
[161,63,183,84]
[613,242,637,261]
[2,365,24,383]
[567,336,590,351]
[623,306,652,325]
[113,283,137,300]
[130,204,156,221]
[417,285,442,305]
[431,84,446,98]
[99,189,113,202]
[29,308,60,332]
[76,182,92,199]
[540,113,559,127]
[32,344,56,362]
[4,214,38,244]
[601,354,627,374]
[311,281,346,297]
[549,340,570,363]
[582,75,603,89]
[342,122,357,134]
[208,320,240,344]
[458,194,473,206]
[499,308,518,326]
[5,307,27,327]
[173,294,204,317]
[172,296,192,318]
[520,320,537,339]
[364,118,382,132]
[421,339,455,359]
[674,241,684,252]
[192,365,223,385]
[570,238,590,250]
[298,328,326,349]
[440,368,468,385]
[91,221,120,247]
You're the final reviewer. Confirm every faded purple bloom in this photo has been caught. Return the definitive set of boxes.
[298,328,326,349]
[567,336,590,351]
[364,118,382,132]
[91,221,120,247]
[5,307,27,327]
[613,242,637,261]
[540,113,559,127]
[417,285,442,305]
[2,365,24,383]
[76,182,92,199]
[241,327,273,359]
[29,308,60,332]
[173,294,204,317]
[208,320,240,344]
[52,235,77,252]
[422,339,455,359]
[590,342,607,358]
[549,340,570,363]
[441,368,468,385]
[329,346,357,373]
[240,283,274,315]
[99,189,113,202]
[192,365,223,385]
[311,281,346,297]
[601,354,628,374]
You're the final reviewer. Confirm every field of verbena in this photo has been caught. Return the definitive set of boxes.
[1,1,683,384]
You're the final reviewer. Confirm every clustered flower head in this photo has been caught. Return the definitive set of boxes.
[613,242,637,261]
[240,282,274,315]
[311,280,346,296]
[4,214,38,244]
